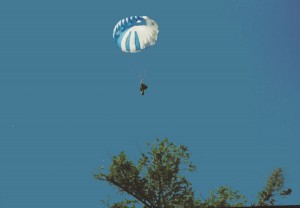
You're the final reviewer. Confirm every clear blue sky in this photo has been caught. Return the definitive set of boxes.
[0,0,299,207]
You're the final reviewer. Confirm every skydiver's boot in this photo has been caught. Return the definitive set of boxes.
[141,89,145,95]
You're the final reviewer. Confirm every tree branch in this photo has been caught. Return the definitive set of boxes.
[106,176,153,208]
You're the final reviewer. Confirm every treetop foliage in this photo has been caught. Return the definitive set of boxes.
[95,138,292,208]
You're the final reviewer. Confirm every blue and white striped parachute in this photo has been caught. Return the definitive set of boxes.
[113,16,159,53]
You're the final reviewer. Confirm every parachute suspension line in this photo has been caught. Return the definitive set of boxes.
[143,69,147,79]
[127,55,140,83]
[139,69,147,84]
[131,57,143,84]
[139,73,144,84]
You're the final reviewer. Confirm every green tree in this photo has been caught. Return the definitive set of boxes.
[202,186,247,207]
[95,138,200,208]
[95,138,292,208]
[257,168,292,206]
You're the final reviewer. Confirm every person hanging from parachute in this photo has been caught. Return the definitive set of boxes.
[112,16,159,95]
[140,80,148,96]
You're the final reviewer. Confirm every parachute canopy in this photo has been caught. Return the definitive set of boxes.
[113,16,159,53]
